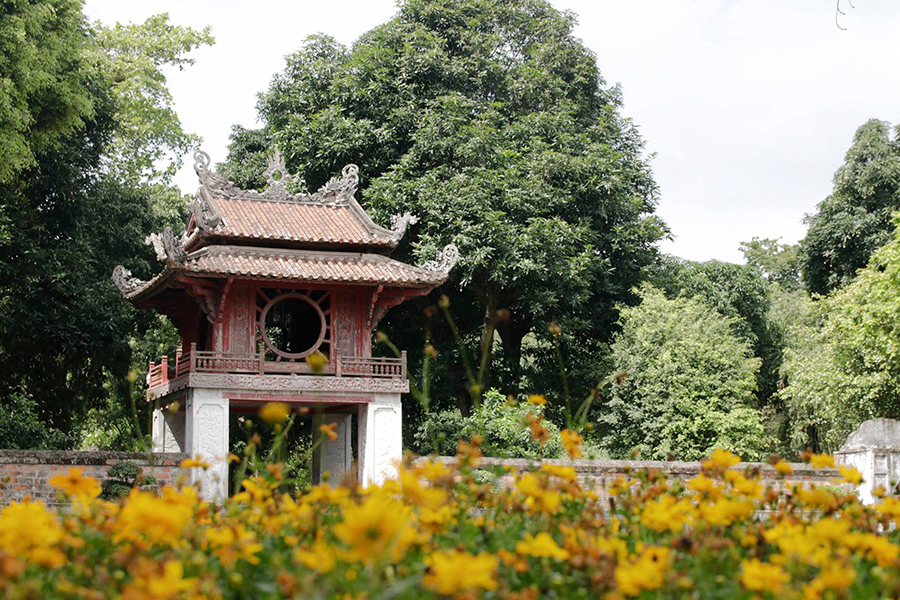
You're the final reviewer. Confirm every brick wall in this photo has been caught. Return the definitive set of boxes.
[0,450,188,506]
[418,456,851,502]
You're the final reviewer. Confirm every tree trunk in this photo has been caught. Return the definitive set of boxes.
[497,320,529,397]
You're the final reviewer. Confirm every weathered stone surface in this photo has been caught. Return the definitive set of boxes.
[835,418,900,505]
[840,418,900,450]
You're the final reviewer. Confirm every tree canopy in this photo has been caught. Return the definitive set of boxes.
[0,5,209,438]
[0,0,95,184]
[226,0,666,412]
[781,216,900,451]
[600,284,767,461]
[802,119,900,295]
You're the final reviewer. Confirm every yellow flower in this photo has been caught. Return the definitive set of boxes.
[774,460,793,475]
[296,539,339,573]
[837,465,863,485]
[180,455,211,469]
[306,351,328,372]
[333,493,416,563]
[423,550,498,594]
[127,560,196,599]
[259,402,290,425]
[729,473,763,499]
[615,547,670,596]
[560,429,584,460]
[0,500,65,567]
[740,558,790,593]
[515,532,569,560]
[319,422,338,441]
[540,465,577,481]
[641,495,693,532]
[48,467,101,499]
[416,460,450,480]
[859,535,900,567]
[115,490,193,546]
[803,563,856,599]
[526,394,547,405]
[516,473,560,514]
[876,496,900,519]
[687,473,717,494]
[703,448,741,471]
[699,498,755,527]
[809,453,835,469]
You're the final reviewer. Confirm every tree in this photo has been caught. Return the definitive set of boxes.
[226,0,666,413]
[0,5,210,441]
[90,13,213,189]
[802,119,900,295]
[0,0,95,184]
[739,237,802,292]
[650,257,782,409]
[781,216,900,452]
[0,83,163,431]
[600,284,767,461]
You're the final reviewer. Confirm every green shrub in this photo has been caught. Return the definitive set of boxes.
[414,390,563,459]
[99,461,157,501]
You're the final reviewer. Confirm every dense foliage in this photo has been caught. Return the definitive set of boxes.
[414,389,563,459]
[0,5,210,441]
[226,0,666,413]
[802,119,900,295]
[0,0,94,184]
[0,412,894,599]
[781,217,900,451]
[600,285,768,461]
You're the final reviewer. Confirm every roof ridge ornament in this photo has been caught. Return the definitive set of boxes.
[145,227,186,266]
[389,212,419,242]
[111,265,145,295]
[308,164,359,205]
[261,148,294,200]
[421,243,460,274]
[192,148,362,205]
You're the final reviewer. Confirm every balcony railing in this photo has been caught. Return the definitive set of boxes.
[148,343,407,388]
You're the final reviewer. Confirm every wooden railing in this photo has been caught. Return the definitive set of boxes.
[148,345,407,388]
[336,353,407,379]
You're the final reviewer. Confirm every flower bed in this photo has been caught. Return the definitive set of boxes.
[0,430,898,598]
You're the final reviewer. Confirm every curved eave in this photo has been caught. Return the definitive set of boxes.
[120,246,450,305]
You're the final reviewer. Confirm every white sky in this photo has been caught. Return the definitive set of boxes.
[83,0,900,263]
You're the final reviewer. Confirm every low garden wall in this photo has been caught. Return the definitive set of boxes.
[421,456,851,502]
[0,450,188,506]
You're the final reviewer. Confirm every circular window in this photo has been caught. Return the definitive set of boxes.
[260,293,326,359]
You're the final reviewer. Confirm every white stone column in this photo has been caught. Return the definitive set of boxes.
[184,388,229,502]
[151,407,186,453]
[312,412,353,486]
[357,393,403,486]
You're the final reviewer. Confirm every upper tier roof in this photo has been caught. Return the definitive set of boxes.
[183,150,417,252]
[111,148,459,303]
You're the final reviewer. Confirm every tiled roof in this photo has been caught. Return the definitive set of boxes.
[190,197,397,250]
[122,246,449,300]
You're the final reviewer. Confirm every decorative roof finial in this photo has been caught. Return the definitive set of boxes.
[145,227,186,266]
[421,244,460,274]
[389,212,419,242]
[262,148,294,200]
[111,265,145,295]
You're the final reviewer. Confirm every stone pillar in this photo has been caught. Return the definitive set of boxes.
[184,388,229,502]
[151,407,186,453]
[357,393,402,486]
[835,418,900,505]
[312,412,353,486]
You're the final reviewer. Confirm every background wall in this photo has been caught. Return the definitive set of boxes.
[0,450,188,506]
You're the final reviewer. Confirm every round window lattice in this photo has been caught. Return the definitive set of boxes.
[259,293,327,359]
